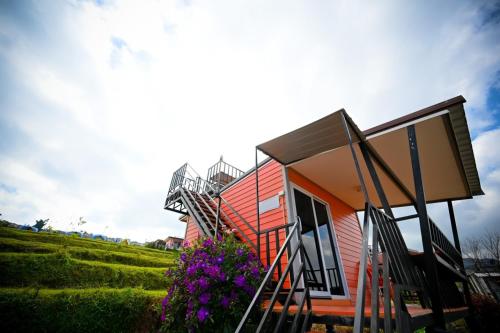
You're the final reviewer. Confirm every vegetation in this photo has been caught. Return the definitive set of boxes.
[463,229,500,271]
[160,232,264,332]
[0,288,163,333]
[33,218,49,230]
[0,226,177,332]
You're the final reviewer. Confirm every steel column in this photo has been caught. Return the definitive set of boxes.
[353,204,371,333]
[360,141,394,218]
[407,125,445,329]
[370,222,380,333]
[255,148,261,257]
[214,195,221,239]
[448,200,477,332]
[447,201,462,253]
[341,112,372,333]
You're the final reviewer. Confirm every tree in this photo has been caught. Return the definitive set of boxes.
[33,219,49,231]
[77,217,87,228]
[70,217,87,232]
[481,230,500,269]
[463,237,483,271]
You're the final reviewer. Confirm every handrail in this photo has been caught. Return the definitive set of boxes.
[170,163,258,235]
[190,165,258,236]
[235,218,312,333]
[428,217,463,268]
[166,163,258,250]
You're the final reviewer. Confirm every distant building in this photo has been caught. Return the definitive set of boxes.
[165,236,184,250]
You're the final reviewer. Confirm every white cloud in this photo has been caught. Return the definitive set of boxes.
[0,0,499,243]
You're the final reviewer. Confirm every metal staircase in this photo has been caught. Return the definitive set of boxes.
[165,163,257,250]
[164,161,312,333]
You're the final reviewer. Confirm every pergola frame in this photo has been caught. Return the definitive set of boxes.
[254,102,477,332]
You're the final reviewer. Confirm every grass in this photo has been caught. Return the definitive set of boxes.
[0,226,176,332]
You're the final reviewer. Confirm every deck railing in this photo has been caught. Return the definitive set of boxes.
[206,158,244,191]
[236,219,312,333]
[428,217,463,268]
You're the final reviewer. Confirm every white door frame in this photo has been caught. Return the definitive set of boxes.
[289,182,350,299]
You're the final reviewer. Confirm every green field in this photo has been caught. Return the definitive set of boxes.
[0,227,177,332]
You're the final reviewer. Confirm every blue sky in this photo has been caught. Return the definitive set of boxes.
[0,0,499,246]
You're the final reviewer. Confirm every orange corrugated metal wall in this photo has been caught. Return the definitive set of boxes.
[184,217,201,246]
[219,160,288,282]
[182,160,367,304]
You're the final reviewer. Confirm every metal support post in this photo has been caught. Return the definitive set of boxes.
[407,125,445,329]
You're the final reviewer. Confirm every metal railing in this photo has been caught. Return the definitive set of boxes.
[428,218,463,269]
[165,163,258,250]
[235,218,312,333]
[305,268,342,294]
[206,158,244,191]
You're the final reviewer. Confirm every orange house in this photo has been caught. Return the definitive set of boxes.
[165,96,482,333]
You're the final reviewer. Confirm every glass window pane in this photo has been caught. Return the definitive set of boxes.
[313,200,344,295]
[294,189,327,291]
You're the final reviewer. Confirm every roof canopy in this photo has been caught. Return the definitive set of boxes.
[257,96,483,210]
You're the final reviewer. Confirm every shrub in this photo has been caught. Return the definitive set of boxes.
[471,293,500,332]
[0,227,171,258]
[0,237,176,267]
[160,233,264,332]
[0,288,163,333]
[0,252,169,290]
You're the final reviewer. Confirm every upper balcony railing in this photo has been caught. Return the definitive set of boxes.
[206,158,244,191]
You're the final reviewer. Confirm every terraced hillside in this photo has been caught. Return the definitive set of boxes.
[0,227,177,332]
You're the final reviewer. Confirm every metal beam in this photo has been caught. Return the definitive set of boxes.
[340,112,370,203]
[360,141,394,218]
[407,125,445,329]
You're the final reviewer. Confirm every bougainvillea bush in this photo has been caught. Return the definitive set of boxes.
[160,231,265,332]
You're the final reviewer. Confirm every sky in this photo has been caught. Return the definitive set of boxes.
[0,0,499,247]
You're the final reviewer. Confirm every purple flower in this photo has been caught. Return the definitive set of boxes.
[220,295,231,309]
[199,292,211,305]
[187,265,197,276]
[204,265,221,279]
[218,272,226,282]
[197,307,210,322]
[248,251,257,261]
[186,281,197,293]
[244,285,256,296]
[236,248,244,256]
[198,276,209,290]
[234,274,246,287]
[180,253,187,262]
[203,238,213,247]
[216,254,224,265]
[251,266,260,278]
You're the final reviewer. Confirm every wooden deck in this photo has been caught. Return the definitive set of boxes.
[264,299,468,329]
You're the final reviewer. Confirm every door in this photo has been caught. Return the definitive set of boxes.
[292,187,345,297]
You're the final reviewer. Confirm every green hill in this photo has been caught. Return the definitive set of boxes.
[0,227,177,333]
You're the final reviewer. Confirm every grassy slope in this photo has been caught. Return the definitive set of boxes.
[0,227,175,333]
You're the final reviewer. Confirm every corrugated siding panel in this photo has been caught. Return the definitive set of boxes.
[184,218,200,246]
[288,168,367,305]
[220,160,287,281]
